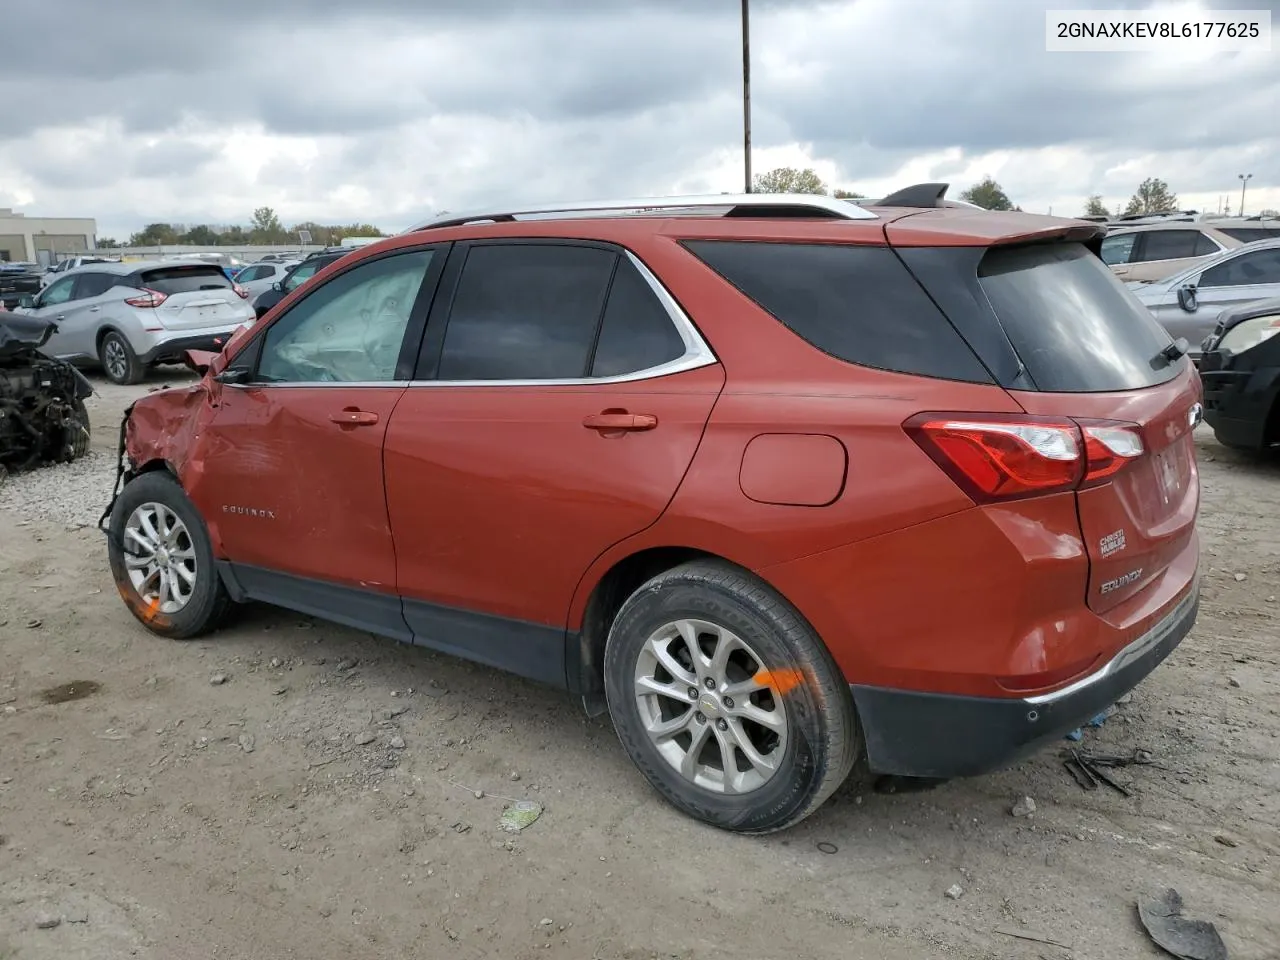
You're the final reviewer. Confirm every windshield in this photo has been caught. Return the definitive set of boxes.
[978,242,1181,393]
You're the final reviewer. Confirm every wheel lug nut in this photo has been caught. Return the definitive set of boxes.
[704,678,715,690]
[716,719,728,731]
[687,687,699,700]
[723,696,734,709]
[694,713,706,724]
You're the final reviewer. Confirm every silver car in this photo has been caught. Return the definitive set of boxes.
[13,259,255,384]
[1130,237,1280,361]
[232,260,298,298]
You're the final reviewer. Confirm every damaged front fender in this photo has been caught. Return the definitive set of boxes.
[98,377,220,532]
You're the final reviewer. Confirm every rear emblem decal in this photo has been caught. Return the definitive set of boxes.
[1099,529,1127,557]
[1101,568,1143,594]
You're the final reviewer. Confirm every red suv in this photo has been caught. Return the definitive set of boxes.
[103,187,1202,832]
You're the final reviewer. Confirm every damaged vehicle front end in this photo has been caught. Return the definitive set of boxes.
[0,309,93,481]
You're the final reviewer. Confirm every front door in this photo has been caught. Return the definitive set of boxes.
[192,246,443,630]
[383,240,724,683]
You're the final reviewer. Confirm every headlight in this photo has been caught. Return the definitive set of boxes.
[1217,314,1280,355]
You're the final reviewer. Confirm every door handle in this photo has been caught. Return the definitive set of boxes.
[90,307,100,312]
[330,408,380,427]
[582,411,658,432]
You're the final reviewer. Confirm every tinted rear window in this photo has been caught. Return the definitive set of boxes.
[977,243,1179,393]
[682,240,991,383]
[1218,227,1280,243]
[138,266,232,294]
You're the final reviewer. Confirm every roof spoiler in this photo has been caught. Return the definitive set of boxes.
[876,182,952,208]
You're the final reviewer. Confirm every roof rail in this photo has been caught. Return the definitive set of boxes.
[404,193,878,232]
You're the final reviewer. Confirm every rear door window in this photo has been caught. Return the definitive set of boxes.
[137,265,232,294]
[682,240,991,382]
[435,243,616,381]
[977,243,1180,392]
[1099,233,1137,265]
[1137,230,1200,262]
[1199,248,1280,288]
[589,256,687,378]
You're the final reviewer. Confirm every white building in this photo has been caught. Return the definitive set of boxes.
[0,208,98,265]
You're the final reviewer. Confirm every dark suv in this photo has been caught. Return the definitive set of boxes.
[105,187,1201,833]
[250,249,354,318]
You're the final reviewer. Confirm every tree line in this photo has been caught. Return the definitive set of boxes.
[750,167,1277,219]
[100,207,386,249]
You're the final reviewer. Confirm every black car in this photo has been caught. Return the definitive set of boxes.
[0,261,44,310]
[1198,296,1280,453]
[250,249,353,318]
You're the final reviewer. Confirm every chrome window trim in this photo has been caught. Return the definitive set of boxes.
[230,250,718,390]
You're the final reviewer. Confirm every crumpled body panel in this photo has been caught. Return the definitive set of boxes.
[125,381,218,490]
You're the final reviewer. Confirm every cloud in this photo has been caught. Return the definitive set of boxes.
[0,0,1277,240]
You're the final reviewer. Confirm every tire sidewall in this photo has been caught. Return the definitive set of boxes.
[604,573,836,833]
[99,332,140,385]
[106,472,221,638]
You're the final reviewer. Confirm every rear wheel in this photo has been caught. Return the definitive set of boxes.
[99,331,144,385]
[603,560,859,833]
[106,471,232,639]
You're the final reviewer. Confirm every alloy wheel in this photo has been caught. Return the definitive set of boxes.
[633,618,788,795]
[122,501,198,614]
[103,338,128,381]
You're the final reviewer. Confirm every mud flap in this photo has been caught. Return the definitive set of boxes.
[98,401,135,534]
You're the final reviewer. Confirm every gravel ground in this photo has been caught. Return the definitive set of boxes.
[1,370,1278,960]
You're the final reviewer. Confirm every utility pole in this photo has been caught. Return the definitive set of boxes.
[742,0,752,193]
[1239,173,1253,216]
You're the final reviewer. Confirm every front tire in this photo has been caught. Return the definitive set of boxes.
[106,471,231,639]
[603,560,859,833]
[99,331,144,385]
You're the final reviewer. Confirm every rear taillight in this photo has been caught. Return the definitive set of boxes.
[904,413,1144,503]
[124,287,168,308]
[233,283,249,299]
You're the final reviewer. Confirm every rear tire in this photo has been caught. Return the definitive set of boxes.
[99,331,144,385]
[603,559,859,833]
[106,471,232,639]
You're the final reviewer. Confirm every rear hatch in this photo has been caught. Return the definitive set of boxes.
[891,225,1200,616]
[136,265,245,329]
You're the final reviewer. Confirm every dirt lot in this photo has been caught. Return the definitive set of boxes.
[1,370,1277,960]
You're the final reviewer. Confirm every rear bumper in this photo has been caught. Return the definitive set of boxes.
[851,579,1199,779]
[138,330,241,365]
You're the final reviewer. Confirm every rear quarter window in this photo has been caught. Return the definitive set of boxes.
[977,243,1180,393]
[681,240,992,383]
[136,266,233,294]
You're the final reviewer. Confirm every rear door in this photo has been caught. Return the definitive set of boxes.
[975,242,1200,613]
[1186,246,1280,337]
[134,264,247,329]
[383,240,723,680]
[43,271,118,359]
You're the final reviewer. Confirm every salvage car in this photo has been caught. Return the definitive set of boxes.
[1129,237,1280,362]
[0,309,92,480]
[250,249,353,318]
[13,260,254,385]
[102,188,1201,833]
[1198,296,1280,453]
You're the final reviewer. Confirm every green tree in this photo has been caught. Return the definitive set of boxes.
[128,223,179,246]
[96,237,119,249]
[336,222,385,238]
[1083,195,1110,218]
[832,188,866,199]
[1122,178,1178,216]
[1258,208,1279,218]
[180,225,221,245]
[250,206,286,243]
[959,176,1014,211]
[753,166,827,194]
[220,225,249,245]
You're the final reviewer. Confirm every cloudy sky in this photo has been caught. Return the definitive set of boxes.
[1,0,1276,241]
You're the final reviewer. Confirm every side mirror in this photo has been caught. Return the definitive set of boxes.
[271,280,284,292]
[17,294,35,309]
[214,367,252,386]
[1176,283,1198,313]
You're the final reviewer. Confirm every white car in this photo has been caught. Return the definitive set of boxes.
[42,255,120,287]
[1129,237,1280,360]
[233,260,299,298]
[13,259,255,384]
